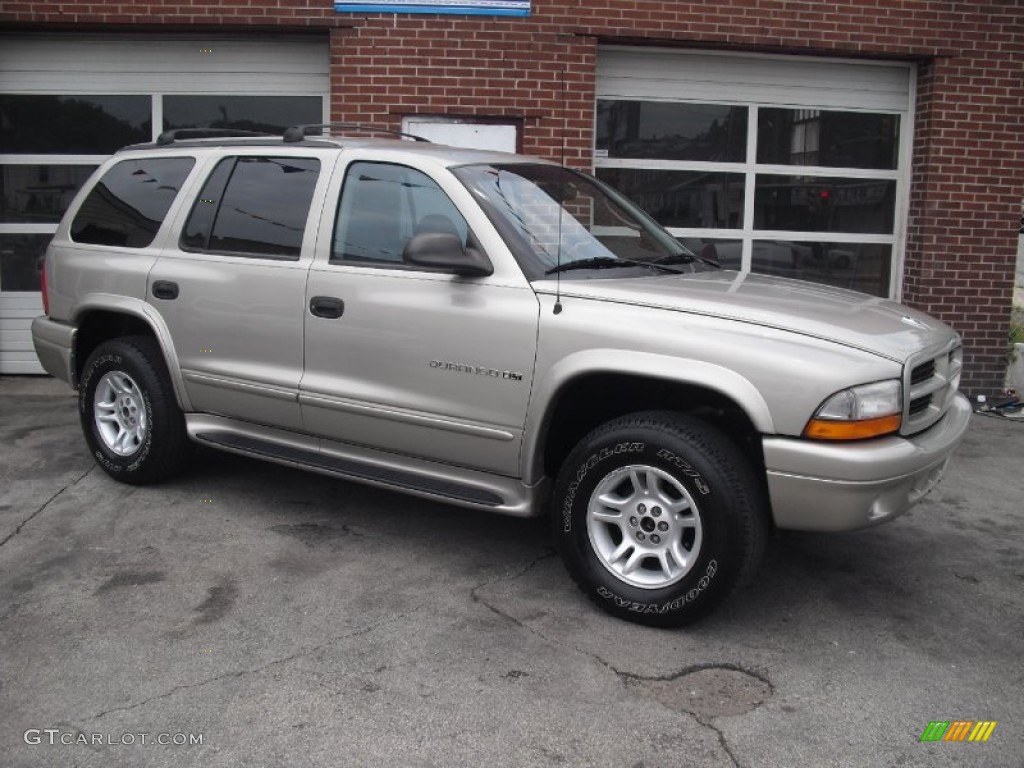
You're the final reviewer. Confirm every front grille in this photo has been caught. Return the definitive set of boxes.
[909,395,932,415]
[902,340,962,435]
[910,359,936,385]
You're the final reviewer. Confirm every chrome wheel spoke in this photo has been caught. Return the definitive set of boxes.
[621,549,646,575]
[93,370,148,457]
[595,491,631,511]
[671,540,692,570]
[591,506,623,523]
[587,462,704,590]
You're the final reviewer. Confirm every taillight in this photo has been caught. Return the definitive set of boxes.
[41,261,50,316]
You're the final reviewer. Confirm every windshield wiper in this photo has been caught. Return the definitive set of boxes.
[653,251,721,269]
[545,257,683,275]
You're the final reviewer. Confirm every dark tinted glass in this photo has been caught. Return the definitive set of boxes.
[757,109,900,170]
[0,95,151,154]
[754,176,896,234]
[1,165,97,223]
[675,237,743,270]
[71,158,195,248]
[163,96,323,135]
[751,240,891,297]
[180,159,235,251]
[205,157,320,258]
[596,100,747,162]
[333,162,468,266]
[597,168,744,229]
[0,233,51,292]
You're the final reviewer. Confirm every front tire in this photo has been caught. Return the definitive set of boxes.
[552,411,766,627]
[79,336,192,484]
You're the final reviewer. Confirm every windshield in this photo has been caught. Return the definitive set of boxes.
[453,163,713,280]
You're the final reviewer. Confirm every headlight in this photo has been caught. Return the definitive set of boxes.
[804,380,902,440]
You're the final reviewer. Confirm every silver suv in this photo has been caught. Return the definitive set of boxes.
[32,126,971,626]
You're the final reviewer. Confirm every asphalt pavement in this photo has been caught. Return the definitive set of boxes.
[1,375,1022,768]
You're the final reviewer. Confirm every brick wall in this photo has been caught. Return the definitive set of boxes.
[3,0,1023,393]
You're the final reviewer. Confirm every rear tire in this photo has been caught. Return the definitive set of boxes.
[551,411,766,627]
[79,336,192,484]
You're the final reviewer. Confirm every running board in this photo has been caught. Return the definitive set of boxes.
[185,414,541,517]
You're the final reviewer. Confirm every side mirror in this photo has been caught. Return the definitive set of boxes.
[402,232,493,277]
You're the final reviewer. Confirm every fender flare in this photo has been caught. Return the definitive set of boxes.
[73,294,192,412]
[521,348,775,483]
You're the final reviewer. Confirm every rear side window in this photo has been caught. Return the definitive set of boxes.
[70,157,195,248]
[181,156,320,260]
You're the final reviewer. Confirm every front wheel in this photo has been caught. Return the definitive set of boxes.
[552,411,766,627]
[79,336,192,484]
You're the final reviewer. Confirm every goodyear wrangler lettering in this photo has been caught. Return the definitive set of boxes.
[597,560,718,613]
[656,448,710,494]
[562,442,644,532]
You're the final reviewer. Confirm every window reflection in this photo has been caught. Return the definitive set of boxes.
[71,158,195,248]
[754,176,896,234]
[0,233,51,292]
[597,168,744,229]
[163,95,323,135]
[0,95,151,154]
[1,165,97,223]
[596,101,747,162]
[751,241,891,296]
[758,109,899,170]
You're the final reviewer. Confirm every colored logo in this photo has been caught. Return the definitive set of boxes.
[920,721,997,742]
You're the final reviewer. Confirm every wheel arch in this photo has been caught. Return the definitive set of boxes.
[72,297,191,411]
[523,351,775,488]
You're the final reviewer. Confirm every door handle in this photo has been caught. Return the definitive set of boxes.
[309,296,345,319]
[152,280,179,300]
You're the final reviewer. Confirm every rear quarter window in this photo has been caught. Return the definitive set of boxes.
[70,157,195,248]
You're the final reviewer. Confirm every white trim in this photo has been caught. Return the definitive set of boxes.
[0,224,58,235]
[892,62,918,302]
[595,157,901,180]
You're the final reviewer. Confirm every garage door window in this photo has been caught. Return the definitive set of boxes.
[595,99,905,297]
[0,93,326,294]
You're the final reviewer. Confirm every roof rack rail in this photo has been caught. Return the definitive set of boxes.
[156,128,276,146]
[283,123,430,143]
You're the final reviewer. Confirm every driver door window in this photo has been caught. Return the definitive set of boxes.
[331,162,468,266]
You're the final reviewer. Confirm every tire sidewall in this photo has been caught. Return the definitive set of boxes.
[79,345,157,478]
[555,425,745,624]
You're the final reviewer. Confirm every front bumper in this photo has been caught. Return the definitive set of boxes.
[31,315,77,387]
[764,393,972,532]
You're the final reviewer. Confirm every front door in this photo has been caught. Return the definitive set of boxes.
[300,160,539,475]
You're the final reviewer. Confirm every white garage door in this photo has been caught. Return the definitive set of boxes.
[0,34,329,374]
[595,47,914,299]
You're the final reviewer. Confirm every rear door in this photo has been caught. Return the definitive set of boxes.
[149,150,333,430]
[299,157,539,475]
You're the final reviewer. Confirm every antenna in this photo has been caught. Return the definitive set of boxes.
[553,67,567,316]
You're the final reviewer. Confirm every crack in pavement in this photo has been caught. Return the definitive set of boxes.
[468,548,558,643]
[0,466,95,549]
[89,613,406,721]
[469,556,765,768]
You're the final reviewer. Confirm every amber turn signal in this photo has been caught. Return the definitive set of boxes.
[804,414,902,440]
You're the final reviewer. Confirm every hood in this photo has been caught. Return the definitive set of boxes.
[534,270,957,362]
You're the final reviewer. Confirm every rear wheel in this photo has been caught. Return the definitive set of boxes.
[79,336,192,484]
[552,411,766,627]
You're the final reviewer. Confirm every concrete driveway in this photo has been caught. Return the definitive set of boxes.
[2,376,1022,768]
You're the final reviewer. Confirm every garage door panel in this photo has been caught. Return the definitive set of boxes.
[0,37,329,94]
[598,47,911,112]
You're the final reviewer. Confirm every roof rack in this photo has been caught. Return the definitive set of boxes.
[283,123,430,143]
[156,128,276,146]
